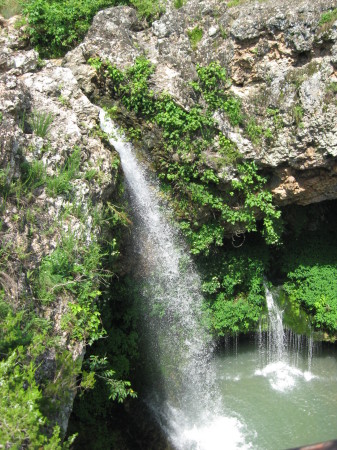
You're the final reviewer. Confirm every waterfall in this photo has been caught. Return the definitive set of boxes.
[100,111,250,450]
[256,284,316,392]
[265,284,285,361]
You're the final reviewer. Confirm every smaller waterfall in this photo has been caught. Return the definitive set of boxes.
[256,284,316,392]
[265,284,285,361]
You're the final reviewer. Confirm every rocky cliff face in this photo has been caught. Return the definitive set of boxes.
[64,0,337,206]
[0,15,118,435]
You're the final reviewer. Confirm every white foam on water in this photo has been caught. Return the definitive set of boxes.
[255,361,317,392]
[169,411,252,450]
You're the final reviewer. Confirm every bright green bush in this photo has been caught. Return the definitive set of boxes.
[200,245,268,335]
[285,265,337,334]
[21,0,125,57]
[281,229,337,336]
[0,349,67,448]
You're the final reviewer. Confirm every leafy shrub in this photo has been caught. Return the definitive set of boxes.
[0,349,68,448]
[200,245,268,335]
[285,265,337,334]
[21,0,124,57]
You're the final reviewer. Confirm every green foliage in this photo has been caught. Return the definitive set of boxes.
[194,61,242,126]
[187,26,204,50]
[0,297,76,448]
[246,117,263,144]
[200,243,268,335]
[29,110,53,137]
[318,8,337,28]
[21,0,126,57]
[218,134,240,163]
[280,225,337,336]
[35,235,105,341]
[174,0,185,8]
[285,265,337,334]
[92,58,282,247]
[0,349,65,448]
[121,57,156,115]
[129,0,165,22]
[88,356,136,402]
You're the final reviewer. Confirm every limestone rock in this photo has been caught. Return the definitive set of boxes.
[66,0,337,207]
[0,14,119,436]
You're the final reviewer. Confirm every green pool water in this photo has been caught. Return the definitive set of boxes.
[211,336,337,450]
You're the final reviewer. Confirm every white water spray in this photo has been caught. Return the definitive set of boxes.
[100,111,251,449]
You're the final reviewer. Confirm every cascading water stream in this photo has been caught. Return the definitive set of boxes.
[100,111,251,450]
[256,284,316,393]
[265,283,285,361]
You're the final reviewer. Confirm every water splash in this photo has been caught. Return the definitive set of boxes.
[255,361,317,392]
[257,285,316,392]
[100,111,250,449]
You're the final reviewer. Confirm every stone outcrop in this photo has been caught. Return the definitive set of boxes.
[0,15,118,434]
[64,0,337,206]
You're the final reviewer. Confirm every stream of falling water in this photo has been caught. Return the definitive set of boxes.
[100,111,337,449]
[100,111,251,449]
[255,285,316,393]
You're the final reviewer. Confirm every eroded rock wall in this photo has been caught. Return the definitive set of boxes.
[0,16,118,435]
[64,0,337,206]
